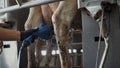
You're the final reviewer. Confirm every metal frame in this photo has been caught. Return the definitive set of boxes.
[78,0,120,9]
[0,0,62,14]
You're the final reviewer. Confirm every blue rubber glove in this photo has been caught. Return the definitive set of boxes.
[23,23,54,46]
[34,23,53,40]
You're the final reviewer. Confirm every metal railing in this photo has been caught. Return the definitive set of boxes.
[0,0,62,14]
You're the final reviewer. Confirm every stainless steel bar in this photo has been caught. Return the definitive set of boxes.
[15,0,23,6]
[0,0,62,14]
[77,0,81,9]
[99,38,109,68]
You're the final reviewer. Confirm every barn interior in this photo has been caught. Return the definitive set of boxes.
[0,0,120,68]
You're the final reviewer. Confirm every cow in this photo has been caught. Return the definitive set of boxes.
[25,0,79,68]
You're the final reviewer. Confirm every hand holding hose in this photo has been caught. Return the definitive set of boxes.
[23,23,53,46]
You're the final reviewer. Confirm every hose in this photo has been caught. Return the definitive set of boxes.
[17,41,27,68]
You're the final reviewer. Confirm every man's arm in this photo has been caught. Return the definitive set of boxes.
[0,23,53,44]
[0,27,20,41]
[0,27,38,41]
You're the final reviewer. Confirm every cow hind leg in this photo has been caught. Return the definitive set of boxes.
[27,45,36,68]
[44,40,52,67]
[52,1,77,68]
[24,6,43,68]
[35,40,43,68]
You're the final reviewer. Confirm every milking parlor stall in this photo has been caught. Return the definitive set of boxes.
[0,0,120,68]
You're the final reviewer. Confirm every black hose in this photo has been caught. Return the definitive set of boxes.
[17,41,27,68]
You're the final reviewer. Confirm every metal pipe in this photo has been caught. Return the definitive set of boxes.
[77,0,81,9]
[99,38,109,68]
[0,0,62,14]
[95,9,104,68]
[15,0,23,6]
